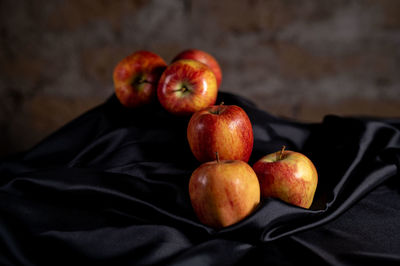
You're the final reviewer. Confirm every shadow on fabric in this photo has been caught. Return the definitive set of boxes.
[1,92,399,265]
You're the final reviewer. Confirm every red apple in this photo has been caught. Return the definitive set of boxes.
[113,50,167,108]
[187,104,253,162]
[173,49,222,88]
[157,59,217,116]
[189,155,260,228]
[252,147,318,209]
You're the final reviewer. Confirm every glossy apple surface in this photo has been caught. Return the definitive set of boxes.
[189,159,260,228]
[157,59,217,116]
[253,149,318,209]
[113,50,167,108]
[173,49,222,88]
[187,104,253,162]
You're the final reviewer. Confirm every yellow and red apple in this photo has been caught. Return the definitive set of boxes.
[157,59,217,116]
[173,49,222,88]
[253,147,318,209]
[189,156,260,228]
[187,104,253,162]
[113,51,167,108]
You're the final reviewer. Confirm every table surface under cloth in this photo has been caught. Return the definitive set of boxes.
[1,92,399,265]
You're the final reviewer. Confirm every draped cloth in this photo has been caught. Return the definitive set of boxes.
[1,92,399,265]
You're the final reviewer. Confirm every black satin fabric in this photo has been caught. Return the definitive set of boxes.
[1,92,399,265]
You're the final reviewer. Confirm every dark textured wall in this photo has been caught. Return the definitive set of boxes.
[1,0,400,157]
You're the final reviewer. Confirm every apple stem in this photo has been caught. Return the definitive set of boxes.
[216,102,224,115]
[173,86,188,93]
[133,77,151,86]
[279,145,286,160]
[216,152,220,163]
[140,79,151,84]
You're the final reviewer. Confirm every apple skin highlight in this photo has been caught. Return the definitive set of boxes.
[157,59,217,116]
[189,159,260,228]
[253,150,318,209]
[187,105,254,162]
[113,51,167,108]
[173,49,222,88]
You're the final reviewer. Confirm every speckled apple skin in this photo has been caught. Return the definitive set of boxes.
[172,49,222,88]
[113,51,167,108]
[187,105,253,162]
[189,160,260,228]
[253,150,318,209]
[157,59,217,116]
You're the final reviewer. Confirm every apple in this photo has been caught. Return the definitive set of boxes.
[113,50,167,108]
[157,59,218,116]
[173,49,222,88]
[252,147,318,209]
[189,154,260,228]
[187,103,253,162]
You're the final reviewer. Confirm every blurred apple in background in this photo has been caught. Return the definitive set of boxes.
[113,51,167,108]
[187,104,253,162]
[157,59,217,116]
[189,154,260,228]
[253,147,318,209]
[173,49,222,88]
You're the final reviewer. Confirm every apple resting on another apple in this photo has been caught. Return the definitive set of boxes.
[187,104,253,162]
[253,147,318,209]
[157,59,218,116]
[113,51,167,108]
[189,154,260,228]
[173,49,222,88]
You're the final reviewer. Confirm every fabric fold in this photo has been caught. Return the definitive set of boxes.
[1,92,399,265]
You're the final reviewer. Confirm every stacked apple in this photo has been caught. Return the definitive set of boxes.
[113,49,318,229]
[113,49,220,114]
